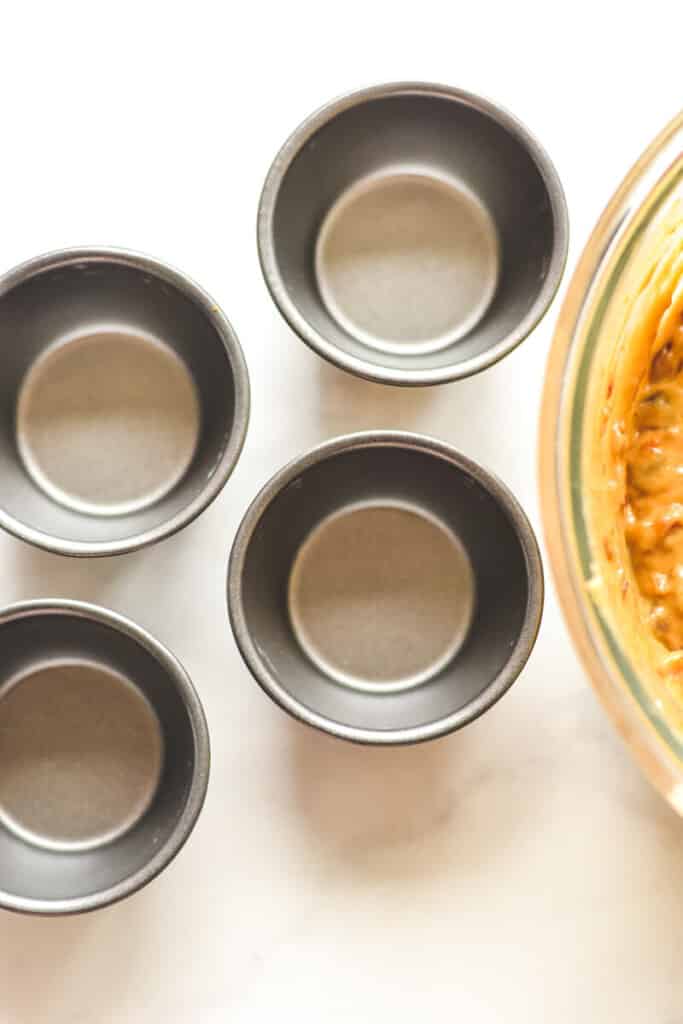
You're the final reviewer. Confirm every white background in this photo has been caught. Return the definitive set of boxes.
[1,2,682,1021]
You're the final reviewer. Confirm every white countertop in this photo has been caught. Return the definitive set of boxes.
[1,3,682,1020]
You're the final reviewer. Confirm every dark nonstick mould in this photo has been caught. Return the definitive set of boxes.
[0,601,209,915]
[258,81,568,385]
[228,432,544,744]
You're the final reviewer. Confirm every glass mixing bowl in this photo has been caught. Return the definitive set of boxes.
[540,113,683,810]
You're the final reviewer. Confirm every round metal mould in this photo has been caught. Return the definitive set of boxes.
[258,82,568,386]
[228,432,544,744]
[0,248,250,556]
[0,600,209,915]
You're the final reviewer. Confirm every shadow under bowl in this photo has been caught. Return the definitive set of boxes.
[0,600,209,915]
[258,81,568,385]
[0,248,250,556]
[228,432,543,743]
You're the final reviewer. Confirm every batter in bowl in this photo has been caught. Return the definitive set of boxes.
[625,308,683,651]
[587,196,683,693]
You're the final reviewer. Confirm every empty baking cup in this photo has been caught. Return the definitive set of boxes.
[0,601,209,915]
[228,432,543,744]
[258,82,568,385]
[0,248,249,556]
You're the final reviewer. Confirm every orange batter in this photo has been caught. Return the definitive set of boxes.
[580,185,683,726]
[625,315,683,650]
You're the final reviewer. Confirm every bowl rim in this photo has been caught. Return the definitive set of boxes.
[539,112,683,807]
[257,80,569,386]
[0,246,250,557]
[0,598,210,916]
[228,430,544,744]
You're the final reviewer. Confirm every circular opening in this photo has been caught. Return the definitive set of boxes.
[231,434,542,744]
[315,169,499,355]
[288,502,475,692]
[16,326,201,517]
[261,84,568,385]
[0,660,163,852]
